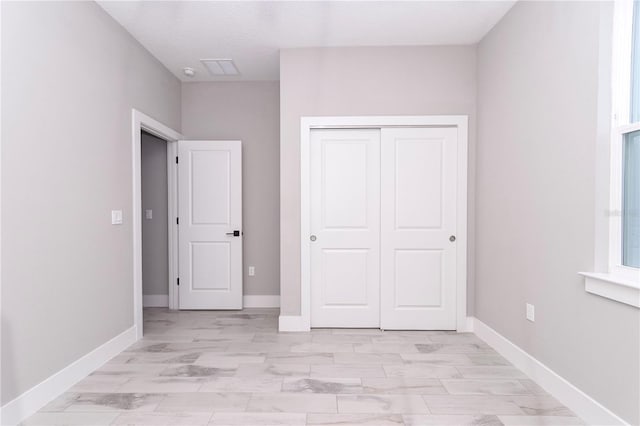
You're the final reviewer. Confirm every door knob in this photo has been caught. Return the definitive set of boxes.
[310,235,317,242]
[226,230,241,237]
[449,235,456,242]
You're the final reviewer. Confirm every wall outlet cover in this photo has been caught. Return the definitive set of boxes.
[145,209,153,220]
[248,266,255,276]
[111,210,123,225]
[526,303,535,322]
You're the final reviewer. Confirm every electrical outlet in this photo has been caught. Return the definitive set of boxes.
[248,266,255,276]
[526,303,535,322]
[145,209,153,220]
[111,210,123,225]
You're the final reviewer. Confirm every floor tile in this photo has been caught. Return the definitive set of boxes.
[312,334,372,344]
[306,413,403,425]
[509,395,575,416]
[64,392,165,412]
[195,353,266,367]
[415,343,494,354]
[399,353,474,366]
[235,363,310,377]
[360,378,447,395]
[112,411,213,425]
[456,366,529,379]
[441,379,531,395]
[200,377,283,393]
[265,352,334,364]
[209,412,306,425]
[246,393,337,413]
[155,392,250,413]
[160,364,236,378]
[354,343,420,353]
[403,414,504,425]
[423,395,525,415]
[383,364,461,378]
[337,394,429,414]
[466,354,512,366]
[289,343,354,353]
[334,352,403,364]
[20,412,120,425]
[498,415,584,425]
[519,379,549,395]
[281,377,363,394]
[118,377,205,393]
[310,364,386,378]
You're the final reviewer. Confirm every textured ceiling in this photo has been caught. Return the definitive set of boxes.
[97,1,515,81]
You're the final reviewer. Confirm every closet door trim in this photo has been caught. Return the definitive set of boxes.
[291,115,468,333]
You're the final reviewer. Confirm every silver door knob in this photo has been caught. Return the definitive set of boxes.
[449,235,456,242]
[310,235,317,242]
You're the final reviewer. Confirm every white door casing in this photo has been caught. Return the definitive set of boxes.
[380,127,458,330]
[178,140,243,310]
[310,129,381,327]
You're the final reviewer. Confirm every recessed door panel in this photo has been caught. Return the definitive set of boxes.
[395,139,443,229]
[191,242,230,291]
[310,129,380,328]
[323,143,369,229]
[178,140,242,310]
[322,249,369,306]
[190,150,230,225]
[394,250,442,308]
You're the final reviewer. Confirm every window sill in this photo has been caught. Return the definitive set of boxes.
[579,272,640,308]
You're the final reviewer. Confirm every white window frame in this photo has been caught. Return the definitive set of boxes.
[581,0,640,307]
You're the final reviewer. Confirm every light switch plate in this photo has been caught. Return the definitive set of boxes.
[526,303,535,322]
[111,210,123,225]
[248,266,255,276]
[145,209,153,220]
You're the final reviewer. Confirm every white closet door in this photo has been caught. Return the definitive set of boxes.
[310,129,381,328]
[178,140,242,310]
[380,128,458,330]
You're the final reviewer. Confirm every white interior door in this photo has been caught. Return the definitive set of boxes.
[380,128,458,329]
[310,129,381,327]
[178,140,242,310]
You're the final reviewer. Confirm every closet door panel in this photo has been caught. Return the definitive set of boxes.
[310,129,381,328]
[381,127,458,330]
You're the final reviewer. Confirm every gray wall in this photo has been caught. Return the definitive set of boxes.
[476,2,639,423]
[279,46,477,315]
[141,132,169,297]
[1,1,181,404]
[182,82,280,296]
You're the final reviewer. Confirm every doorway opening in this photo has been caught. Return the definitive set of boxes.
[141,130,171,322]
[132,109,181,339]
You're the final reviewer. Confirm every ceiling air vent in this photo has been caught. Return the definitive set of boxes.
[201,59,240,76]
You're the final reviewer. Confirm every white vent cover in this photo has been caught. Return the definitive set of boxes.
[201,59,239,76]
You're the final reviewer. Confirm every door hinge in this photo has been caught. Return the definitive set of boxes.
[177,277,180,286]
[176,217,179,225]
[176,156,179,164]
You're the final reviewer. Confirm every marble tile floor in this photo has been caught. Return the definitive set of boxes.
[22,308,582,426]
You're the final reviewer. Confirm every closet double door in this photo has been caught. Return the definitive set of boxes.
[310,127,458,330]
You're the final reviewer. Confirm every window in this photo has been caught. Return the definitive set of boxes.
[611,0,640,274]
[581,1,640,308]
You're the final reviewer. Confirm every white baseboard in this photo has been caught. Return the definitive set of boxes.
[471,317,628,426]
[243,295,280,308]
[1,326,137,426]
[143,294,169,307]
[278,315,309,332]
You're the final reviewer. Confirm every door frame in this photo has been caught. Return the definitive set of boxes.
[132,109,183,339]
[300,115,469,332]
